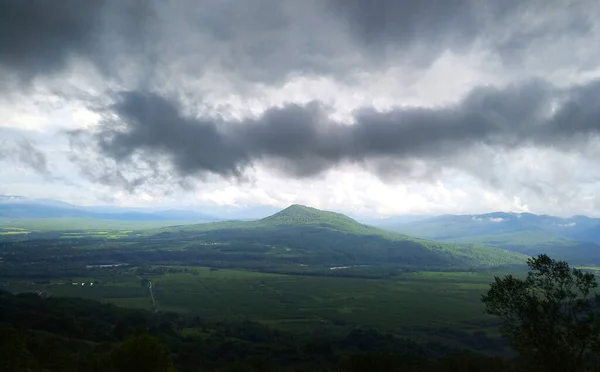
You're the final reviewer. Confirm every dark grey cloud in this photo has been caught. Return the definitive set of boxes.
[142,0,600,82]
[2,0,596,90]
[0,0,105,79]
[70,78,600,189]
[0,0,343,86]
[328,0,596,66]
[328,0,486,64]
[0,0,349,88]
[0,136,50,176]
[68,134,166,192]
[0,0,151,85]
[16,140,50,175]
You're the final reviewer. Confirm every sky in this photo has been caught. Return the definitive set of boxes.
[1,0,600,218]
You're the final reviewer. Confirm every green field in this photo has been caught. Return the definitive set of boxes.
[0,217,200,231]
[2,266,511,343]
[0,227,29,235]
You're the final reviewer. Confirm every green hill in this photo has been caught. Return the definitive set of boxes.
[258,204,377,231]
[381,213,600,264]
[144,204,388,236]
[140,205,526,269]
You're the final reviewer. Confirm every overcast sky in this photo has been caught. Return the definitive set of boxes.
[1,0,600,217]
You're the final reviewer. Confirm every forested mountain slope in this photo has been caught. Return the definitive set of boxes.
[141,205,527,268]
[380,212,600,264]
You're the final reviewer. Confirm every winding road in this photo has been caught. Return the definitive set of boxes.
[148,281,157,312]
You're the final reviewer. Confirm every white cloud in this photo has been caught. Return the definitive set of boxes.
[558,222,577,227]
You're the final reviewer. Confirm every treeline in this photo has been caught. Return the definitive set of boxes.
[0,236,487,280]
[0,290,520,371]
[1,226,496,274]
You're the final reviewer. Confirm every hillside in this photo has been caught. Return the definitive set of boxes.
[142,205,526,268]
[146,205,388,235]
[380,212,600,264]
[259,204,375,230]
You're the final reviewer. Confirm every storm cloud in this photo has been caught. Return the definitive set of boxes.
[0,0,152,87]
[2,0,596,88]
[0,0,105,79]
[0,137,50,176]
[329,0,596,65]
[4,0,600,214]
[16,140,50,175]
[69,77,600,187]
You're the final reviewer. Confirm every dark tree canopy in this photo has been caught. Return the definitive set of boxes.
[0,324,35,372]
[482,254,600,372]
[108,334,175,372]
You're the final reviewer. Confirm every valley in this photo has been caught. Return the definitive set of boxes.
[2,203,598,370]
[0,205,530,348]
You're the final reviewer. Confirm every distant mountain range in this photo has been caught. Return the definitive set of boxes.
[0,195,217,222]
[378,212,600,264]
[141,204,527,268]
[3,194,600,265]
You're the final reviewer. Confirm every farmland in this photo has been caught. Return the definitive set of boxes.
[0,205,533,355]
[1,264,516,346]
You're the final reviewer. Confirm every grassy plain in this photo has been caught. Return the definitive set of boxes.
[0,217,199,231]
[1,266,512,343]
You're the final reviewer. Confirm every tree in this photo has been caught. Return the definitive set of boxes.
[0,325,35,372]
[108,334,175,372]
[482,254,600,371]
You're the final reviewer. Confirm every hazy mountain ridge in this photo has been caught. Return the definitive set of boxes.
[0,195,217,222]
[379,212,600,263]
[2,194,595,265]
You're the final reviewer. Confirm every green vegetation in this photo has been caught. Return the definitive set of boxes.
[0,289,516,371]
[383,213,600,264]
[139,205,527,269]
[9,205,590,371]
[0,205,529,353]
[4,254,589,371]
[2,266,505,342]
[259,204,384,233]
[142,204,391,235]
[483,254,600,371]
[0,227,28,236]
[0,217,201,232]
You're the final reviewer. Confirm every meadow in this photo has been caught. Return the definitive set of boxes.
[0,217,194,231]
[2,265,511,346]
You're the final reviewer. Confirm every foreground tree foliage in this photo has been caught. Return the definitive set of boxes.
[482,254,600,371]
[107,334,176,372]
[0,288,524,371]
[14,255,600,371]
[0,324,35,372]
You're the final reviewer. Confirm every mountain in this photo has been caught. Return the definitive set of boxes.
[258,204,381,233]
[0,195,217,222]
[379,212,600,264]
[143,205,527,268]
[0,195,284,222]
